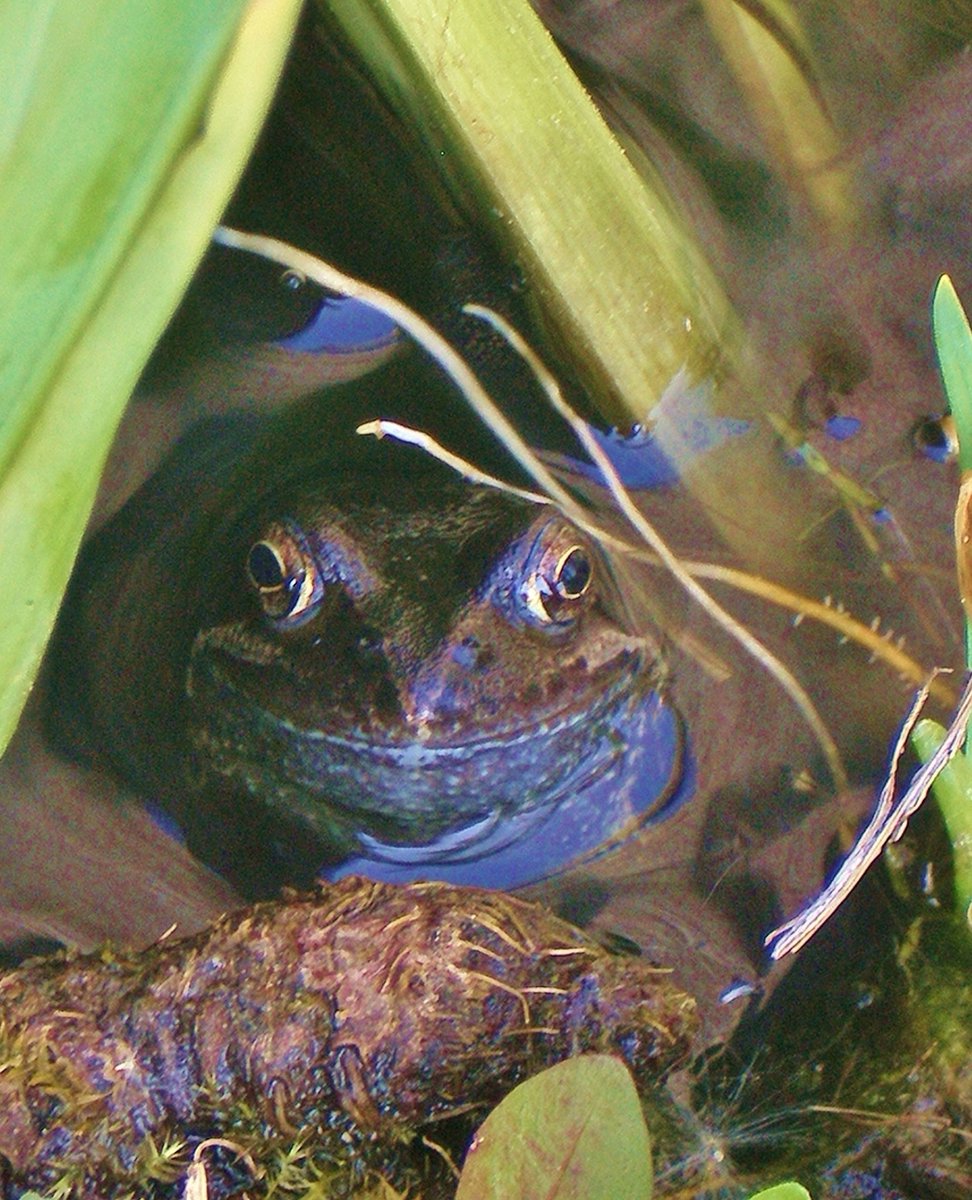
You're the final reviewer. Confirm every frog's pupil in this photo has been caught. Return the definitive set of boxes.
[248,542,285,590]
[557,548,591,598]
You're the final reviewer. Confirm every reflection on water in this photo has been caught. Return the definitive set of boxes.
[528,4,972,1195]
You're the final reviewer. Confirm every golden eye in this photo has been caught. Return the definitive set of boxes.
[520,526,594,627]
[553,545,592,599]
[246,522,323,624]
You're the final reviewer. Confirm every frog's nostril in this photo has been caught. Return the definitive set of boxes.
[475,646,495,670]
[449,636,495,672]
[451,641,478,669]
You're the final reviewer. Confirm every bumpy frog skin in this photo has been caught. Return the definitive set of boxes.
[193,489,640,836]
[47,371,683,897]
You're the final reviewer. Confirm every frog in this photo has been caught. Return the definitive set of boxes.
[45,354,685,900]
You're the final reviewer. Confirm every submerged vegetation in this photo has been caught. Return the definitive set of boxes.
[0,880,696,1196]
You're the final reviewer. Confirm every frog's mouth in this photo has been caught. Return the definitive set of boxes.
[186,631,682,865]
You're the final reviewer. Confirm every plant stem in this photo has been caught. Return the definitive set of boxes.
[911,718,972,926]
[699,0,859,234]
[320,0,737,426]
[932,275,972,739]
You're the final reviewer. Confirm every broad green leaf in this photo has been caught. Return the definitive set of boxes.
[0,0,303,753]
[455,1055,652,1200]
[746,1185,813,1200]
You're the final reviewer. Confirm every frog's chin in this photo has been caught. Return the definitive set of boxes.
[328,684,689,891]
[185,642,679,866]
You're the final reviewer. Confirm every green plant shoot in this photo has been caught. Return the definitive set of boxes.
[911,274,972,927]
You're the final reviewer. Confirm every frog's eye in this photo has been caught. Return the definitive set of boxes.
[554,546,593,597]
[246,522,324,624]
[279,267,307,293]
[519,526,594,628]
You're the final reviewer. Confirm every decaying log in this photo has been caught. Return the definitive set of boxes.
[0,876,697,1197]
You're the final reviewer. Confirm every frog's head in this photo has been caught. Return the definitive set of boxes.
[187,471,676,877]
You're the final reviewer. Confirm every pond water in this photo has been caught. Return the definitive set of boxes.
[531,5,972,1195]
[3,4,971,1196]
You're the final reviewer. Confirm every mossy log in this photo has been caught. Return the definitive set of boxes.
[0,876,697,1197]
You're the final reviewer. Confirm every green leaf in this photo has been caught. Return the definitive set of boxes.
[746,1185,813,1200]
[933,274,972,475]
[911,718,972,924]
[455,1055,652,1200]
[932,274,972,671]
[0,0,303,753]
[322,0,736,426]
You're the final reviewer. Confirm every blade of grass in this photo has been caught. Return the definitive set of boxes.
[933,275,972,694]
[934,275,972,473]
[768,673,972,957]
[911,718,972,926]
[905,274,972,932]
[0,0,303,754]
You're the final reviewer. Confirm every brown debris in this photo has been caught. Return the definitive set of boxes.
[0,876,697,1197]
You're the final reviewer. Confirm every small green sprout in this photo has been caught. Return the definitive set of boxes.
[915,274,972,928]
[745,1185,813,1200]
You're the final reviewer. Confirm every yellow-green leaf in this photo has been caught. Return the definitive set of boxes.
[455,1055,652,1200]
[322,0,736,425]
[0,0,303,753]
